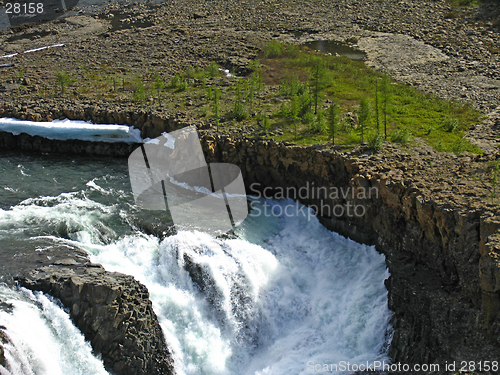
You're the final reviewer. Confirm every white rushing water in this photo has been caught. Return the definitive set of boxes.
[0,286,109,375]
[0,154,392,375]
[55,198,392,375]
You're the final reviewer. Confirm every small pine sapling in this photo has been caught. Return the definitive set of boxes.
[358,97,371,144]
[328,103,338,145]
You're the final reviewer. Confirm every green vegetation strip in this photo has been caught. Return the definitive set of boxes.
[249,41,481,153]
[446,0,481,7]
[4,41,482,153]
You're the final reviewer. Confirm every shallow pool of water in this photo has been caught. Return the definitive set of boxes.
[302,40,366,61]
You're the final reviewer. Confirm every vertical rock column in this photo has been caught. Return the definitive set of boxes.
[479,216,500,339]
[0,327,6,368]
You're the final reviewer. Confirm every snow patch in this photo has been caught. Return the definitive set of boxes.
[0,53,18,59]
[0,118,143,143]
[162,132,176,149]
[24,44,65,54]
[0,44,64,59]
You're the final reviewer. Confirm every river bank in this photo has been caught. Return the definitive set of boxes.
[0,0,499,150]
[0,149,393,375]
[1,0,500,373]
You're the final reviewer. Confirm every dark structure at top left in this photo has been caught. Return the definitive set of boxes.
[4,0,79,27]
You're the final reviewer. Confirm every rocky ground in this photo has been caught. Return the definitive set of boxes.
[1,0,499,103]
[1,0,500,373]
[0,0,499,145]
[0,0,499,226]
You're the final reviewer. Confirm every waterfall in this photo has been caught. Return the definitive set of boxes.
[82,199,392,375]
[0,151,392,375]
[0,286,109,375]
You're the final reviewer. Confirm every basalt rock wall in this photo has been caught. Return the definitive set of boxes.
[0,328,6,368]
[0,130,137,156]
[0,106,197,156]
[0,104,197,140]
[200,134,500,368]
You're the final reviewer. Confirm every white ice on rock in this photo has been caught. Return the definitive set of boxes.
[0,118,142,143]
[23,44,65,54]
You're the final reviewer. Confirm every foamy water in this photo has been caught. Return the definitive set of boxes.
[0,150,392,374]
[0,286,109,375]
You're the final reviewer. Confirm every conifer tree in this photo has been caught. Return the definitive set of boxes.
[152,75,164,107]
[212,87,221,132]
[375,79,380,134]
[328,103,338,145]
[383,76,389,139]
[359,97,371,144]
[291,95,300,141]
[56,72,71,94]
[311,60,328,115]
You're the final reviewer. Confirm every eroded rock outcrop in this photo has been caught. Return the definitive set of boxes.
[0,106,202,156]
[0,131,137,156]
[16,250,174,375]
[0,103,202,140]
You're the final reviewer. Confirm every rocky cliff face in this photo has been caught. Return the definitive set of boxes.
[0,131,137,156]
[15,247,175,375]
[0,105,196,156]
[200,133,500,367]
[0,104,199,140]
[0,328,6,368]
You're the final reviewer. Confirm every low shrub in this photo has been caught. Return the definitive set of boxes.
[368,133,385,152]
[444,118,459,133]
[391,128,411,143]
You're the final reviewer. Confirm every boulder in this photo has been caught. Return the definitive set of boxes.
[16,248,175,375]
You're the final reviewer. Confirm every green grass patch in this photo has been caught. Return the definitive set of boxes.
[10,41,482,154]
[253,41,482,153]
[446,0,481,6]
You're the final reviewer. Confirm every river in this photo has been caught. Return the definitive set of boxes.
[0,145,392,374]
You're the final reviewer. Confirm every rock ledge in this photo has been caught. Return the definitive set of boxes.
[16,249,174,375]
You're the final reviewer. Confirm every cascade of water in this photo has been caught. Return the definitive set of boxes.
[0,153,392,375]
[84,199,392,375]
[0,286,109,375]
